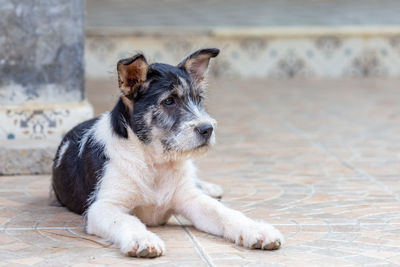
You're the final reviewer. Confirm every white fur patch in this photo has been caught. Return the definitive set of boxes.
[85,113,111,207]
[78,124,97,157]
[84,105,283,257]
[55,140,70,168]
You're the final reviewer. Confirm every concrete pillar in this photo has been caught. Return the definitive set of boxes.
[0,0,93,174]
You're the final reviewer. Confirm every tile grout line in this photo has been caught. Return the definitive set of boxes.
[2,222,400,232]
[174,215,216,267]
[0,226,83,231]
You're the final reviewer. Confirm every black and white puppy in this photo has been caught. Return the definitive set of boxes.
[52,48,284,258]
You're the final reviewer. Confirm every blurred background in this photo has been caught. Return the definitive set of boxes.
[85,0,400,113]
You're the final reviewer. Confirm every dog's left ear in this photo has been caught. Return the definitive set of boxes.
[178,48,220,83]
[117,54,149,99]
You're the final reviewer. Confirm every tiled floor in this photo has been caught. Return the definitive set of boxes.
[1,78,400,266]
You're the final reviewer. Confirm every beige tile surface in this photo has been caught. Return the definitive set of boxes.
[1,78,400,266]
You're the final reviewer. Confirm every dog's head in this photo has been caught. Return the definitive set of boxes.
[115,48,219,158]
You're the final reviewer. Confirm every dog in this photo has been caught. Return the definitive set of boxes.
[51,48,284,258]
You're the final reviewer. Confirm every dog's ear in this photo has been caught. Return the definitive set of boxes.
[117,54,149,99]
[178,48,219,83]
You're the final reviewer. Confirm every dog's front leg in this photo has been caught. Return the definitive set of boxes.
[86,201,165,257]
[175,189,284,250]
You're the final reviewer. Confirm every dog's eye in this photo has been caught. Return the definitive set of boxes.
[163,97,175,106]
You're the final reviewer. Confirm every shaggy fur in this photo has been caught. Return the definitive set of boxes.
[52,48,284,258]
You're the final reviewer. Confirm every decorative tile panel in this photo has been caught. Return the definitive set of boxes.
[0,101,93,141]
[85,30,400,79]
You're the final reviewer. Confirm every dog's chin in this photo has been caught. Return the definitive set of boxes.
[191,142,212,155]
[164,142,212,160]
[184,142,212,157]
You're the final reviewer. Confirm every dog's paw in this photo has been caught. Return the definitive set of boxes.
[121,231,165,258]
[234,222,284,250]
[197,180,223,199]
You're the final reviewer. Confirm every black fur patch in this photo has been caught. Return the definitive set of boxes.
[52,118,108,214]
[110,98,131,139]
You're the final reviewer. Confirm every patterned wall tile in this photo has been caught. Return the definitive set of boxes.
[273,50,313,78]
[0,102,93,140]
[346,50,387,77]
[85,32,400,79]
[315,36,343,58]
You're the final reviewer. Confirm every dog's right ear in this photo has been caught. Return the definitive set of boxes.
[178,48,220,83]
[117,54,149,99]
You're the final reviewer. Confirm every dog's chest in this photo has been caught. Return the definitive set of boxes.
[122,162,184,225]
[132,205,173,226]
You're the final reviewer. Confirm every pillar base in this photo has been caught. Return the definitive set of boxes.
[0,101,93,175]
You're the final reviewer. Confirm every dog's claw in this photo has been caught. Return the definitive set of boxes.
[149,247,158,258]
[137,248,148,257]
[234,222,284,251]
[125,237,164,258]
[263,240,281,250]
[127,244,139,257]
[251,240,262,249]
[135,246,160,258]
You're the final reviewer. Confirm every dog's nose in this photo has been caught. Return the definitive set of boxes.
[195,124,213,140]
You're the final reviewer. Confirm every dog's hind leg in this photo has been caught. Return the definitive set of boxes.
[195,178,223,199]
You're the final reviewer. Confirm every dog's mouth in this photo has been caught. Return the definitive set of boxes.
[196,142,209,148]
[179,141,212,155]
[192,141,213,153]
[160,132,215,158]
[193,136,215,149]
